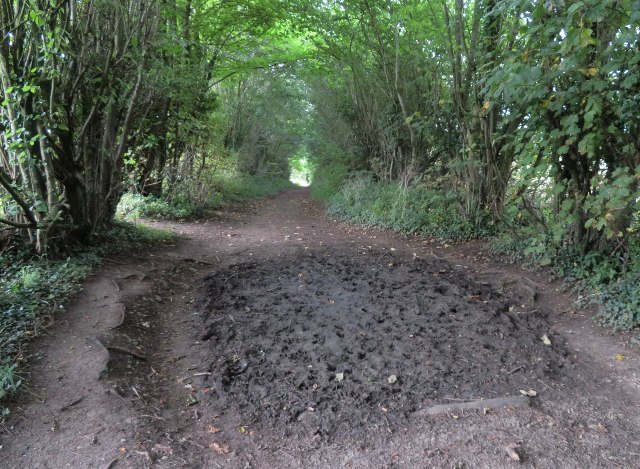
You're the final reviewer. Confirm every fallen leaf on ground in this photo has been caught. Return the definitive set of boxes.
[207,425,220,434]
[134,450,151,460]
[505,442,521,462]
[615,354,626,361]
[152,444,173,455]
[588,423,608,433]
[210,442,230,455]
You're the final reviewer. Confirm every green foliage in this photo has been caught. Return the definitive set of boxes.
[210,174,293,202]
[486,0,640,249]
[0,363,20,414]
[326,173,495,241]
[592,273,640,332]
[0,254,91,416]
[0,221,174,416]
[310,158,350,201]
[220,70,310,179]
[289,150,315,186]
[118,173,292,222]
[491,230,640,331]
[117,193,203,220]
[589,240,640,331]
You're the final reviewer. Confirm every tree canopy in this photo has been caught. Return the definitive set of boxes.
[1,0,639,272]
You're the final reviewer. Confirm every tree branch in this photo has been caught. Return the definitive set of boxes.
[0,168,38,226]
[0,218,37,229]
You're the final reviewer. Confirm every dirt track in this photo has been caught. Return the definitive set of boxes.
[1,188,639,468]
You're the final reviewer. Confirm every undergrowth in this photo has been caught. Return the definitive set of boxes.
[117,193,204,220]
[117,174,292,221]
[490,231,640,333]
[319,172,496,241]
[211,174,293,203]
[0,222,175,417]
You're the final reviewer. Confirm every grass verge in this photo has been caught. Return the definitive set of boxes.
[317,172,495,241]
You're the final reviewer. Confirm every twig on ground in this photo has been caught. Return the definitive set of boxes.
[103,258,127,265]
[507,365,525,375]
[60,396,85,411]
[224,272,238,282]
[106,345,147,361]
[407,374,436,393]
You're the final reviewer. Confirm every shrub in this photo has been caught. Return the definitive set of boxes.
[117,193,201,220]
[325,172,496,241]
[593,275,640,331]
[118,174,292,221]
[309,156,350,201]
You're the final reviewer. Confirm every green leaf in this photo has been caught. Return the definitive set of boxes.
[560,198,574,212]
[567,2,584,16]
[577,135,594,156]
[621,75,638,89]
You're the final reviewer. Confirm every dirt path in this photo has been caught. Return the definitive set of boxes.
[2,188,639,468]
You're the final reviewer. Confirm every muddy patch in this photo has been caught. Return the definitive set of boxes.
[198,251,569,438]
